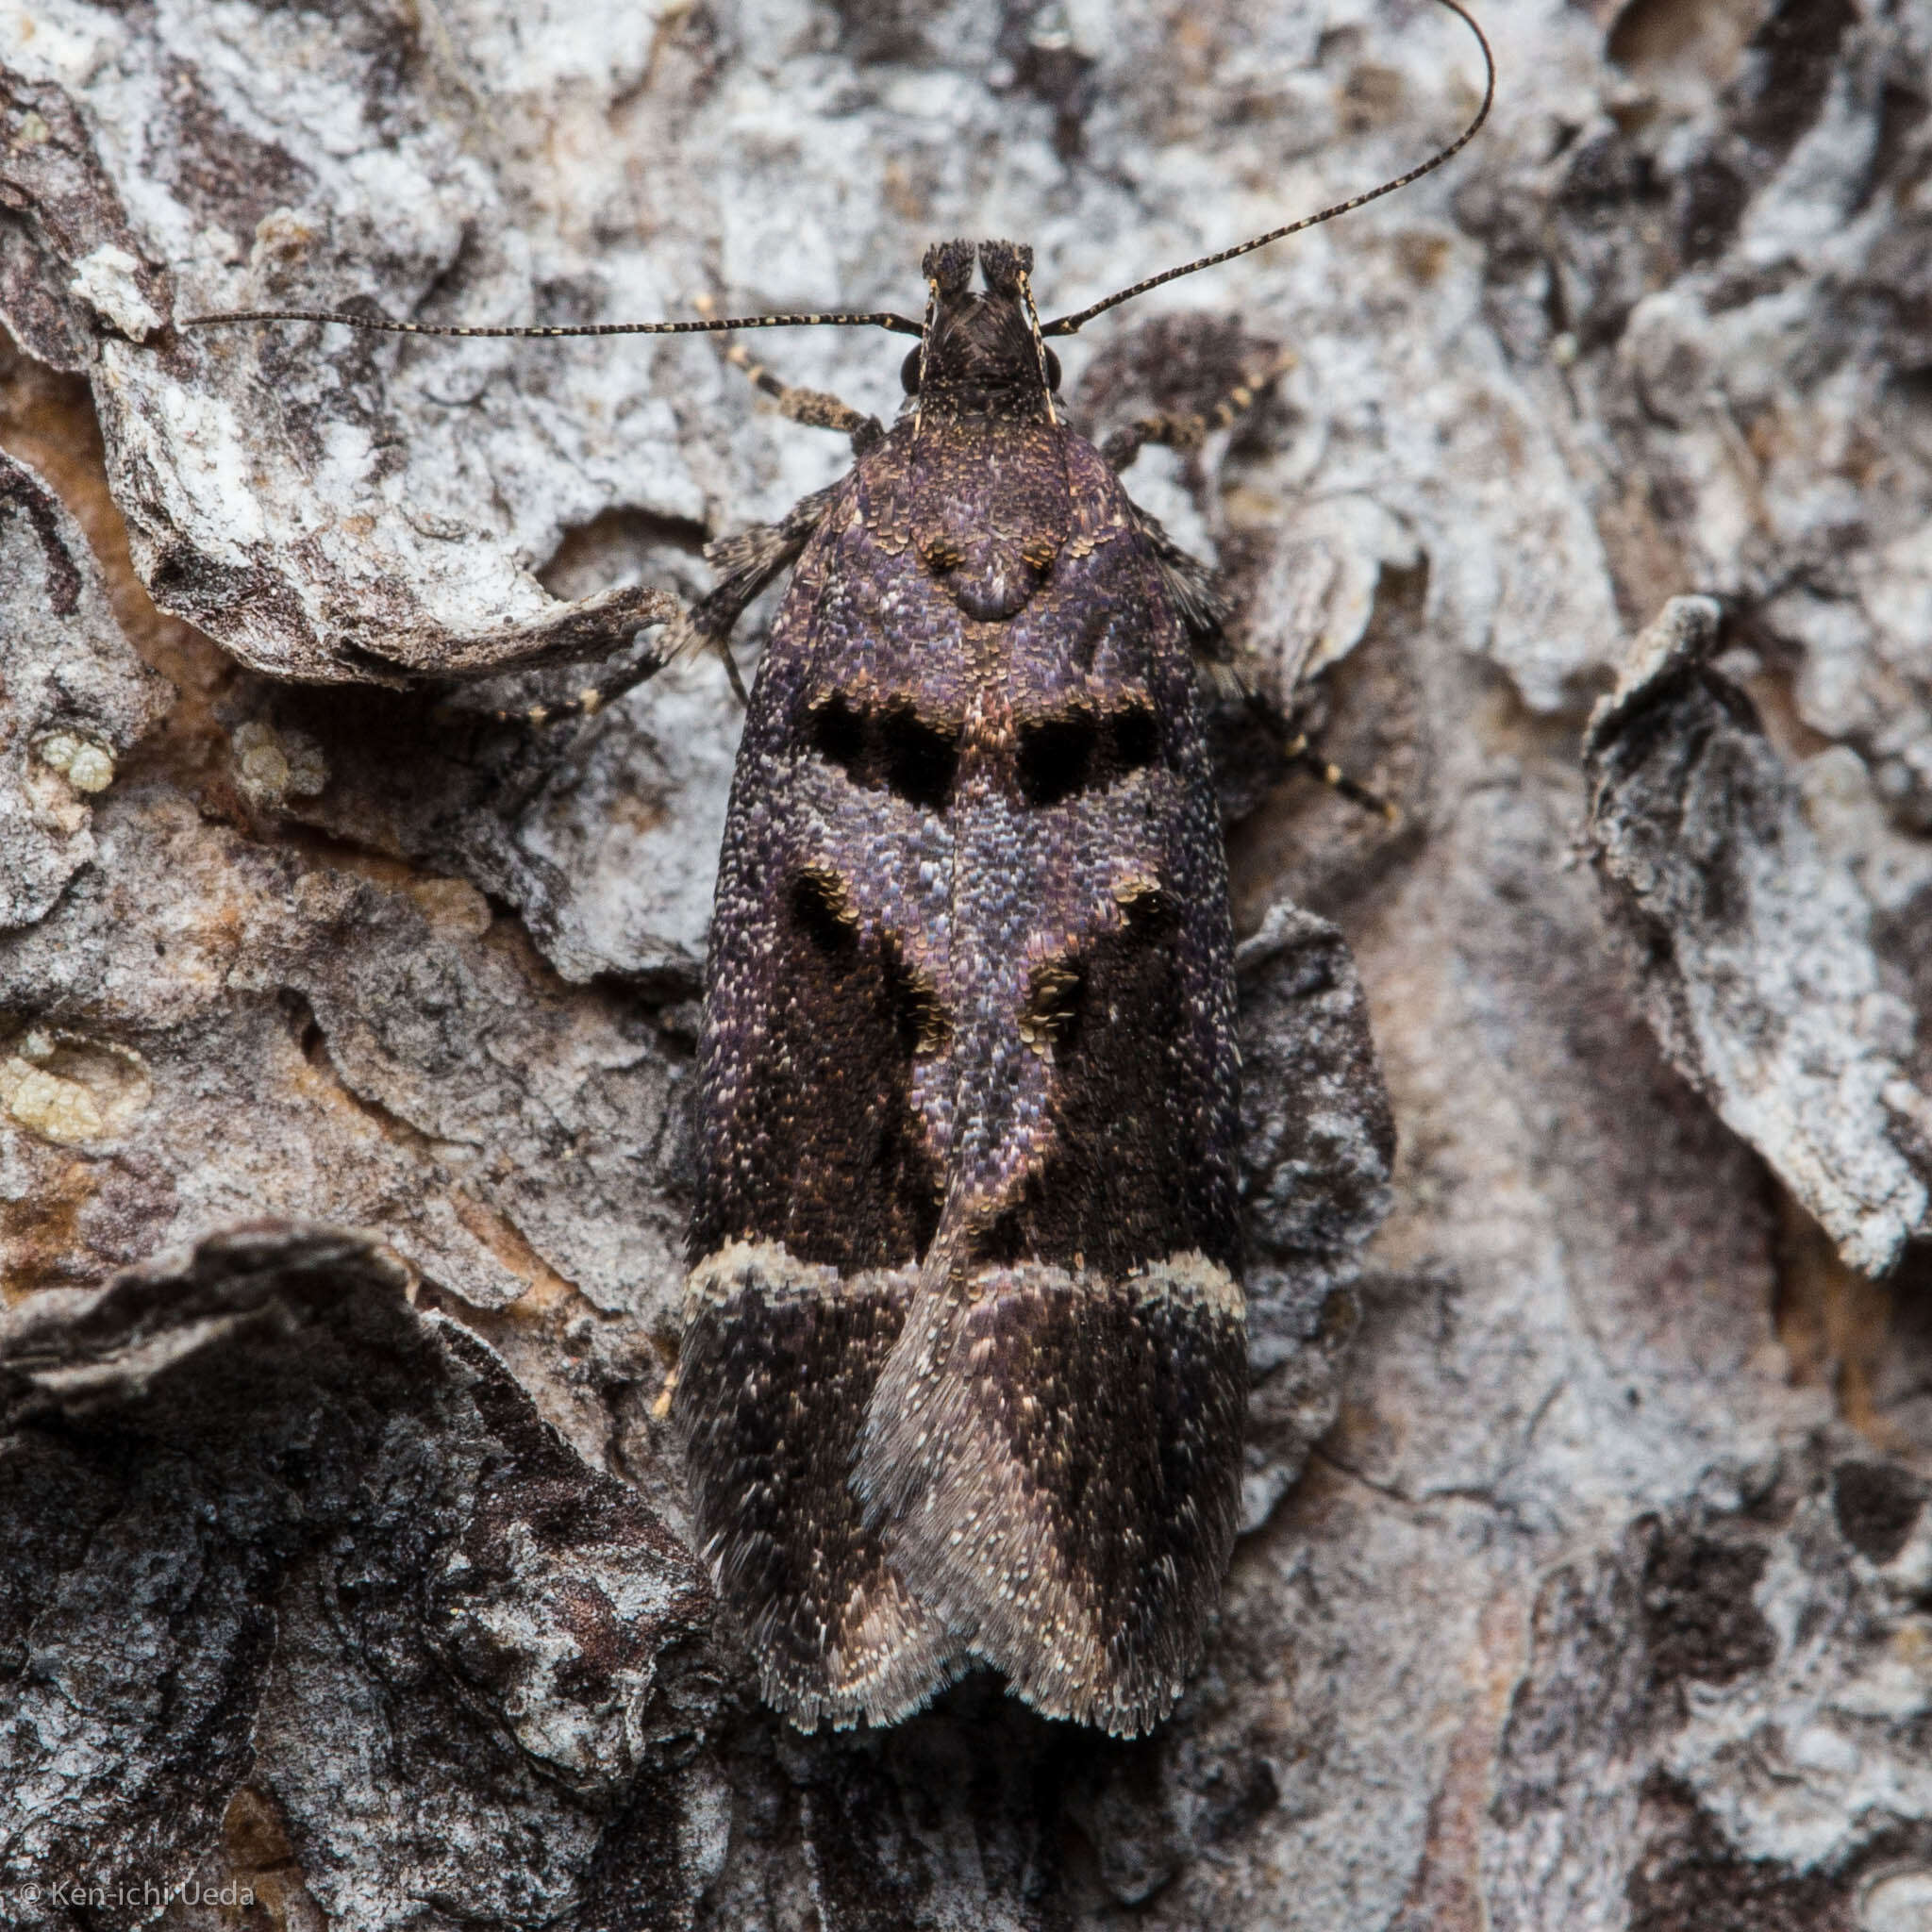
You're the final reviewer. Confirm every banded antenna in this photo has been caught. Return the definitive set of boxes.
[183,0,1491,346]
[182,302,925,340]
[1042,0,1494,336]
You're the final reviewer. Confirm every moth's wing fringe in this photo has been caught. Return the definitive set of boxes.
[759,1627,974,1734]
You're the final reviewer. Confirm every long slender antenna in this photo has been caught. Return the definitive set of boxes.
[181,306,924,340]
[185,0,1490,350]
[1041,0,1493,338]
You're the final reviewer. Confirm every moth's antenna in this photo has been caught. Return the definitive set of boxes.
[1041,0,1493,339]
[182,306,925,340]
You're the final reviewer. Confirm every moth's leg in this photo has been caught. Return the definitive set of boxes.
[1274,723,1401,822]
[491,625,682,727]
[721,341,887,456]
[1127,500,1231,664]
[1102,347,1294,473]
[1125,500,1396,824]
[497,482,843,725]
[1113,353,1391,819]
[698,294,886,457]
[494,612,731,725]
[1215,659,1400,825]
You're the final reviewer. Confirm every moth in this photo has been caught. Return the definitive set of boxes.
[190,0,1491,1736]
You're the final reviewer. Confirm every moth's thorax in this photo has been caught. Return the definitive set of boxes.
[809,418,1143,757]
[903,413,1069,623]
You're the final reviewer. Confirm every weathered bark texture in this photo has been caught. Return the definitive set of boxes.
[2,0,1931,1926]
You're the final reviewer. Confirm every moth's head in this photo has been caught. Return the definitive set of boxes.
[904,240,1060,422]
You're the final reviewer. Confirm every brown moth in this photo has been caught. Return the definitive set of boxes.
[679,236,1252,1733]
[188,0,1491,1737]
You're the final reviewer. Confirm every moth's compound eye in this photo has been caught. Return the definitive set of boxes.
[901,346,923,395]
[1043,347,1061,391]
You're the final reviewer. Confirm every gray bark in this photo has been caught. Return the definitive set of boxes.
[3,0,1932,1926]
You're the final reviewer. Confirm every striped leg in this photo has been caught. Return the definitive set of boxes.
[493,291,881,730]
[1108,350,1390,820]
[1102,347,1295,472]
[698,293,885,456]
[493,482,842,725]
[1276,723,1400,824]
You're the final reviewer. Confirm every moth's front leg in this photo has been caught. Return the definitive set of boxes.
[697,292,886,457]
[1101,345,1296,473]
[717,341,885,456]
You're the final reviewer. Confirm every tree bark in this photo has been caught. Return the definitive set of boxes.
[3,0,1932,1926]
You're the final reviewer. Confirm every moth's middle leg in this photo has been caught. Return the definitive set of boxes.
[491,481,842,725]
[489,309,883,727]
[1108,350,1397,823]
